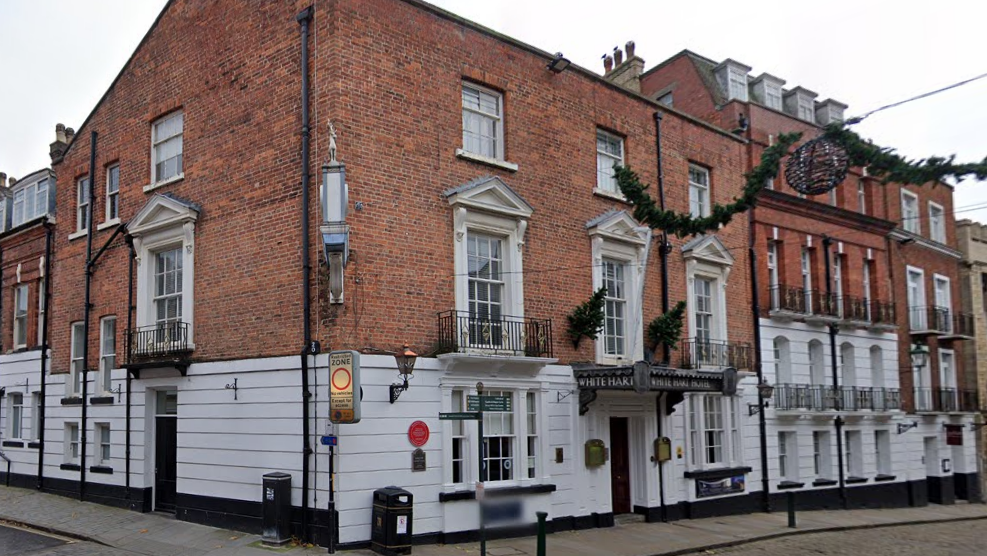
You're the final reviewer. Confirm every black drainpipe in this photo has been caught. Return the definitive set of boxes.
[749,204,770,512]
[822,236,847,508]
[296,5,314,544]
[80,131,98,501]
[37,221,53,490]
[653,112,670,364]
[125,235,135,502]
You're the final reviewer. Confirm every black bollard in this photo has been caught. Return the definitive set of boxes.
[536,511,548,556]
[787,491,797,528]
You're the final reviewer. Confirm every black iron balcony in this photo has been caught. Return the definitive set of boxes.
[908,306,952,335]
[870,300,897,328]
[914,387,979,413]
[436,310,553,358]
[126,321,192,364]
[768,284,809,316]
[679,338,753,371]
[941,312,975,340]
[841,295,870,323]
[807,290,840,322]
[774,384,901,412]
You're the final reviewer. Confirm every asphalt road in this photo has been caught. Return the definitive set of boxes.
[708,520,986,556]
[0,523,130,556]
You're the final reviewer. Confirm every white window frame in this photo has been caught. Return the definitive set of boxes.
[95,422,111,466]
[764,83,783,110]
[589,211,649,365]
[11,178,49,227]
[728,68,748,102]
[595,129,624,196]
[7,392,24,440]
[928,202,946,243]
[13,283,29,349]
[30,392,41,440]
[460,82,504,162]
[99,317,116,394]
[688,164,710,218]
[69,322,85,397]
[875,430,892,476]
[76,176,90,232]
[862,260,872,318]
[797,97,815,122]
[828,187,837,207]
[151,111,184,185]
[106,164,120,223]
[687,394,743,471]
[37,277,46,346]
[840,342,856,387]
[907,266,926,330]
[933,274,951,313]
[813,430,832,479]
[601,259,628,359]
[857,180,866,214]
[774,336,792,384]
[901,189,920,234]
[801,248,813,310]
[65,422,80,464]
[939,349,956,390]
[441,384,545,489]
[778,431,799,482]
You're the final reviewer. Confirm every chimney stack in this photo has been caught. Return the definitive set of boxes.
[603,39,645,93]
[603,54,614,74]
[50,123,69,163]
[0,172,6,188]
[65,127,76,143]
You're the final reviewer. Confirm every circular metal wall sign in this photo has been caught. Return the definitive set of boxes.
[408,420,430,447]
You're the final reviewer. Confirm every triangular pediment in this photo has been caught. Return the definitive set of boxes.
[128,193,199,237]
[586,210,649,246]
[444,176,533,218]
[682,234,734,266]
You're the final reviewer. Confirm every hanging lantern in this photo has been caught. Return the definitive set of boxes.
[784,135,850,196]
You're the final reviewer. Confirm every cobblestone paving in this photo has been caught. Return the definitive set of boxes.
[709,521,984,556]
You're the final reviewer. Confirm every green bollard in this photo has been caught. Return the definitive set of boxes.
[536,511,548,556]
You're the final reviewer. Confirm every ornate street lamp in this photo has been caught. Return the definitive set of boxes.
[749,381,775,416]
[390,344,418,404]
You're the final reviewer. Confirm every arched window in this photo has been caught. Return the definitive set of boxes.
[809,340,826,385]
[870,346,884,388]
[840,343,856,386]
[774,336,792,384]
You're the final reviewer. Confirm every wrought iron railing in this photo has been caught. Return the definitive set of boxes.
[841,295,870,322]
[810,291,840,319]
[679,338,753,371]
[947,312,975,338]
[436,310,553,358]
[127,321,191,362]
[908,306,951,334]
[769,284,809,314]
[774,384,901,412]
[870,300,896,326]
[914,387,979,413]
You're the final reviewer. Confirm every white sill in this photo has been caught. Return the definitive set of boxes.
[67,229,88,241]
[455,149,518,172]
[97,218,122,231]
[143,173,185,193]
[593,187,628,203]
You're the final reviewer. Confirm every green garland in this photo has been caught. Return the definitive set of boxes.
[615,123,987,239]
[567,287,607,348]
[646,301,687,353]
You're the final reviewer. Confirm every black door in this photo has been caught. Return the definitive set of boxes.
[155,416,178,511]
[610,417,631,514]
[155,390,179,512]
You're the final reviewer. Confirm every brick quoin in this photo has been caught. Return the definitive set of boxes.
[47,0,754,374]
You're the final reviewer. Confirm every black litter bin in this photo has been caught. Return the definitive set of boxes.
[261,472,292,546]
[371,486,413,555]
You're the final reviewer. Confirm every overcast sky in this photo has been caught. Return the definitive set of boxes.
[2,1,985,222]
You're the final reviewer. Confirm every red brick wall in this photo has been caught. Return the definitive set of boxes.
[1,224,49,352]
[640,55,722,126]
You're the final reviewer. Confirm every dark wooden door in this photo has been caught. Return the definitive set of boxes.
[610,417,631,514]
[155,416,178,511]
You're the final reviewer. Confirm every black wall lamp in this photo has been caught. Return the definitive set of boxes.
[390,344,418,404]
[897,421,918,434]
[547,52,571,74]
[748,381,775,416]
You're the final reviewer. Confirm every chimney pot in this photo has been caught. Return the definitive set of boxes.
[625,41,636,59]
[55,124,67,143]
[604,55,614,74]
[614,47,623,66]
[8,177,16,186]
[65,127,75,142]
[0,172,6,187]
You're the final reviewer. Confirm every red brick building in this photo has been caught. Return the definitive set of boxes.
[640,49,979,507]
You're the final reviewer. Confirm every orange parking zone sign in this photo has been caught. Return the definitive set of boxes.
[329,350,361,423]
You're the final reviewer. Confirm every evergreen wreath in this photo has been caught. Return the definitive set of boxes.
[646,301,687,352]
[614,123,987,239]
[567,287,607,349]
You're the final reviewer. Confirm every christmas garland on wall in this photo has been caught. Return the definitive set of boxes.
[614,123,987,239]
[567,287,607,348]
[646,301,687,353]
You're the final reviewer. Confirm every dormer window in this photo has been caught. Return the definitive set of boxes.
[784,87,818,123]
[751,74,786,111]
[798,98,814,122]
[714,60,752,102]
[764,83,782,110]
[816,100,848,126]
[12,177,50,227]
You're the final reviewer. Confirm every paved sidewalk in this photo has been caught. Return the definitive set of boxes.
[2,484,986,556]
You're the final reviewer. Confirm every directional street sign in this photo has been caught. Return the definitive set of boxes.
[439,412,481,421]
[467,395,512,412]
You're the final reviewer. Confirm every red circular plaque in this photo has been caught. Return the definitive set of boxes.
[408,420,430,447]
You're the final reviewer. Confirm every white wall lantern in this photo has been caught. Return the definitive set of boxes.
[321,121,349,304]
